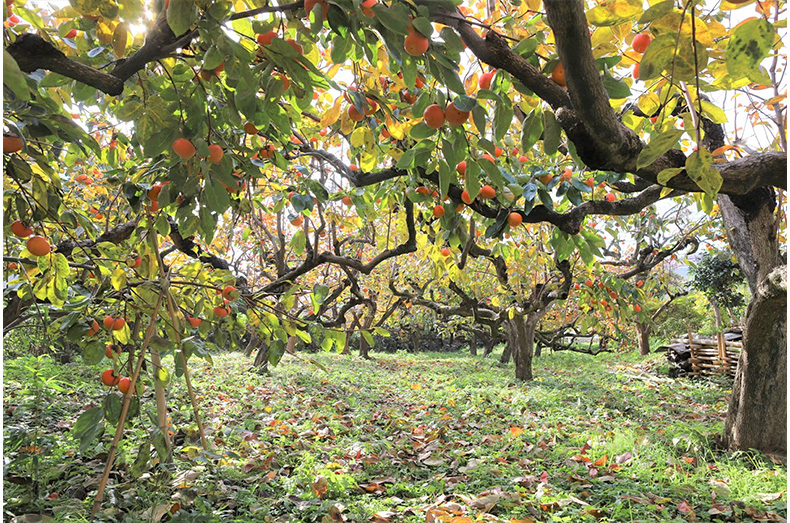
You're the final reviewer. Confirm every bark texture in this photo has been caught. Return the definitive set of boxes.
[721,267,786,454]
[719,188,786,454]
[635,321,651,356]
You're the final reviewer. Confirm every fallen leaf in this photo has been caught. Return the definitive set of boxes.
[312,474,328,498]
[469,493,500,513]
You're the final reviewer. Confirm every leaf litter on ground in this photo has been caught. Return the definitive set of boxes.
[2,350,787,522]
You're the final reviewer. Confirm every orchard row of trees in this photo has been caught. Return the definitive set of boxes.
[3,0,786,481]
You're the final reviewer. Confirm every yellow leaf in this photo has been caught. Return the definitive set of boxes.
[411,383,422,390]
[360,151,377,171]
[350,127,367,147]
[96,21,115,45]
[384,113,405,140]
[113,22,128,58]
[320,97,343,128]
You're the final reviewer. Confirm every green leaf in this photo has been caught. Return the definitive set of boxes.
[542,110,560,155]
[72,407,105,453]
[166,0,196,36]
[638,0,675,23]
[3,50,30,101]
[202,45,225,71]
[521,108,543,152]
[83,341,105,365]
[438,160,451,198]
[410,122,438,140]
[637,34,675,81]
[130,443,150,479]
[726,19,774,81]
[512,38,538,58]
[411,17,432,37]
[151,428,169,462]
[291,229,306,256]
[155,366,170,387]
[103,393,123,425]
[601,69,631,99]
[465,161,482,200]
[373,3,409,34]
[686,148,722,197]
[657,167,683,185]
[636,129,683,170]
[311,284,329,314]
[361,330,375,347]
[493,97,514,142]
[452,95,477,112]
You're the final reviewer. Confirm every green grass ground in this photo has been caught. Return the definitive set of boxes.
[3,348,786,522]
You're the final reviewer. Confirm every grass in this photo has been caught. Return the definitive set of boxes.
[3,347,786,522]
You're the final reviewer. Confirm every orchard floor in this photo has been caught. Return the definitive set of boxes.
[3,348,786,522]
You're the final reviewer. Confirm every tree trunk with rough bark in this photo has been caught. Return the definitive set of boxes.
[483,337,496,357]
[500,325,513,364]
[411,330,420,352]
[509,314,541,381]
[710,298,723,330]
[718,188,786,454]
[469,334,478,356]
[635,321,652,356]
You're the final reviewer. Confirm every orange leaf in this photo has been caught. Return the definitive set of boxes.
[509,426,525,437]
[411,383,422,390]
[593,455,607,467]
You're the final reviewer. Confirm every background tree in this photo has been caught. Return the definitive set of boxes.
[689,250,747,330]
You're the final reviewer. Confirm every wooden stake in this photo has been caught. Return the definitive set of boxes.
[91,293,164,516]
[164,287,210,451]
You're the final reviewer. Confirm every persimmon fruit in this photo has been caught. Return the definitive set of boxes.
[208,144,224,164]
[10,220,33,238]
[445,102,469,126]
[172,138,196,159]
[27,236,51,256]
[404,27,429,56]
[632,33,652,54]
[101,369,120,387]
[479,71,495,90]
[507,212,522,227]
[551,63,566,87]
[3,134,23,154]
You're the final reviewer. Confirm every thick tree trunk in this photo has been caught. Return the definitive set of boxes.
[483,337,496,357]
[359,335,370,359]
[411,330,420,352]
[722,267,786,453]
[341,330,351,355]
[719,189,786,454]
[635,321,652,356]
[253,344,270,371]
[500,325,514,364]
[469,334,478,356]
[510,314,540,381]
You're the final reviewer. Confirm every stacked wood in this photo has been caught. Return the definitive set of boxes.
[664,329,742,379]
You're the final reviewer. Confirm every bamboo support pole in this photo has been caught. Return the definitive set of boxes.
[148,220,210,451]
[163,288,211,451]
[91,292,165,516]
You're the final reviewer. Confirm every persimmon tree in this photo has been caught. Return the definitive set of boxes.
[4,0,786,465]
